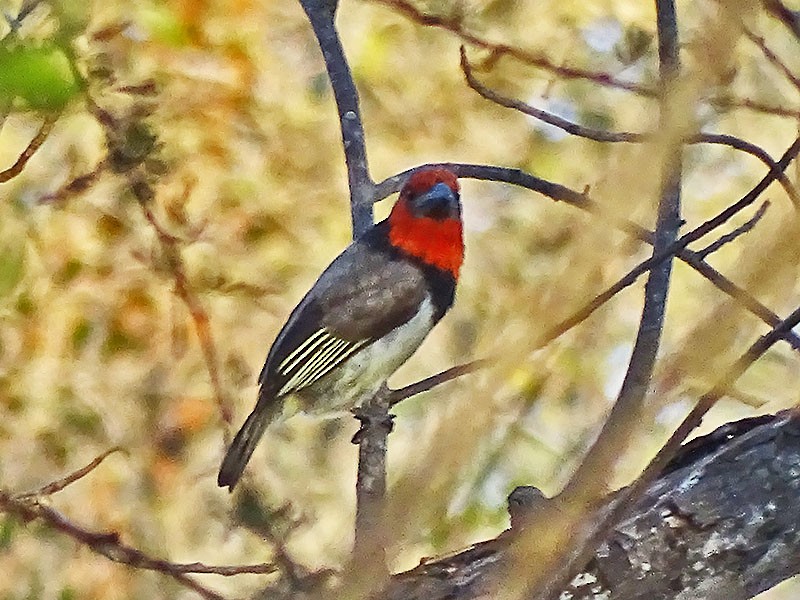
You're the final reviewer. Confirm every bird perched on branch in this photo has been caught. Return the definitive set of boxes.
[218,168,464,490]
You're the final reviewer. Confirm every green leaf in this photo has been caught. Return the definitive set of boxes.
[0,44,78,110]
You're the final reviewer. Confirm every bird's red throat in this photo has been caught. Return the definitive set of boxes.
[388,200,464,278]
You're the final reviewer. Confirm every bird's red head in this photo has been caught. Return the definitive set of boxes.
[388,168,464,278]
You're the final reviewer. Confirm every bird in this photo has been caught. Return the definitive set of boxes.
[217,167,464,490]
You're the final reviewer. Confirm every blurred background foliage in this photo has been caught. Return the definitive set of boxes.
[0,0,799,598]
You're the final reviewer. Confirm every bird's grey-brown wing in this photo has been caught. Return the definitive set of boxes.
[261,237,427,398]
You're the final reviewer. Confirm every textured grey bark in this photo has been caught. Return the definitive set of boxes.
[379,412,800,600]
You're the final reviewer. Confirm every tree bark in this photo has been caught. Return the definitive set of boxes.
[378,411,800,600]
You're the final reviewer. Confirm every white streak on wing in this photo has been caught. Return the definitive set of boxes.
[279,328,328,373]
[283,335,340,381]
[294,338,348,388]
[319,295,437,407]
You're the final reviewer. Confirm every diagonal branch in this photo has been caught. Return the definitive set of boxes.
[20,447,124,498]
[763,0,800,39]
[539,136,800,349]
[695,200,769,259]
[139,203,232,437]
[0,115,58,183]
[371,0,653,97]
[389,359,490,407]
[502,5,684,598]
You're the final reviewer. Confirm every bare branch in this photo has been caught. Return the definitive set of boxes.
[648,301,800,482]
[139,202,232,436]
[460,48,800,209]
[0,115,57,183]
[370,0,654,97]
[298,0,375,236]
[20,447,124,498]
[696,201,770,259]
[711,96,800,119]
[39,158,109,205]
[0,492,248,600]
[744,28,800,91]
[389,359,490,407]
[540,136,800,349]
[373,1,800,121]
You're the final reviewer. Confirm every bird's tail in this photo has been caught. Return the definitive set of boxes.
[218,401,274,491]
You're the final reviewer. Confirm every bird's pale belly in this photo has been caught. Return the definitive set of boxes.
[297,296,436,412]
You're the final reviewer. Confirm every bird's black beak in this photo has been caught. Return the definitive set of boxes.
[414,182,460,220]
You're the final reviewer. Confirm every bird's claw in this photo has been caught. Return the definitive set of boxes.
[351,408,395,444]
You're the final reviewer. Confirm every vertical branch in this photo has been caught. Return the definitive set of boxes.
[298,0,375,236]
[500,3,683,599]
[297,0,389,587]
[349,387,392,587]
[560,0,682,503]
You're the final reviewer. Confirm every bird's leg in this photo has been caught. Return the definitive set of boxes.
[351,402,395,444]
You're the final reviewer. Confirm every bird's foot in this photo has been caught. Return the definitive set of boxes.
[350,407,395,444]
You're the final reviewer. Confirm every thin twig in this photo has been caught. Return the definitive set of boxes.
[696,201,770,259]
[712,96,800,119]
[298,0,375,235]
[0,493,238,600]
[372,0,654,97]
[744,28,800,91]
[389,359,490,407]
[460,48,800,209]
[20,447,124,498]
[373,0,800,121]
[139,203,232,435]
[39,158,109,205]
[0,115,57,183]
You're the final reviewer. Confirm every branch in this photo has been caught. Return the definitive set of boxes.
[20,447,124,497]
[0,452,277,599]
[376,162,800,352]
[763,0,800,39]
[539,136,800,349]
[500,5,684,597]
[0,115,57,183]
[459,48,800,209]
[375,412,800,600]
[298,0,374,235]
[695,201,769,259]
[388,359,490,407]
[744,27,800,91]
[371,0,653,97]
[373,0,800,121]
[139,202,232,435]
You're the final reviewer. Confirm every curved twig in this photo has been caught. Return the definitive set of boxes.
[460,48,800,209]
